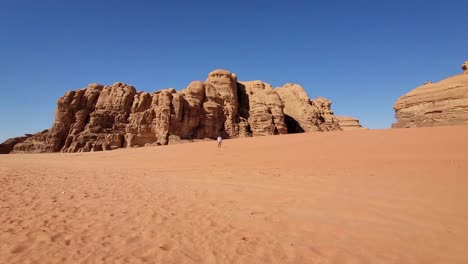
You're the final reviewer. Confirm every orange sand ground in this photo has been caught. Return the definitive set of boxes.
[1,126,467,264]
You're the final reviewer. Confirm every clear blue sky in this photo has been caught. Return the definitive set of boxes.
[1,0,467,142]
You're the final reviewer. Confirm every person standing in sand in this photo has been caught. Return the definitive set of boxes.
[217,135,222,148]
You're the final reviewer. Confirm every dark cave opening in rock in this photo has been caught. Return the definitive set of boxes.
[284,115,305,133]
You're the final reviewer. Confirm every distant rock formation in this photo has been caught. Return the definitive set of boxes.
[0,134,34,154]
[336,116,365,130]
[393,61,468,128]
[275,84,340,133]
[8,69,359,153]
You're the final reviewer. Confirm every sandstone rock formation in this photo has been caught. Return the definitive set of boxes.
[275,84,340,133]
[238,81,287,136]
[393,61,468,128]
[10,69,354,153]
[0,134,33,154]
[311,97,341,131]
[336,116,365,130]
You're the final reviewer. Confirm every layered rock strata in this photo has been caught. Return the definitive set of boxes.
[0,134,34,154]
[336,116,365,130]
[393,61,468,128]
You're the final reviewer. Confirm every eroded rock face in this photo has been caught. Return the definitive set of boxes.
[239,81,287,136]
[0,134,34,154]
[311,97,341,131]
[62,82,135,152]
[12,70,349,153]
[336,116,365,130]
[275,84,340,133]
[125,91,155,147]
[393,62,468,128]
[12,130,51,153]
[200,69,239,138]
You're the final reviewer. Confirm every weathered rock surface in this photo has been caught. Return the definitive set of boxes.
[275,84,340,133]
[311,97,341,131]
[238,81,287,136]
[393,61,468,128]
[0,134,34,154]
[11,70,350,153]
[336,116,365,130]
[11,130,51,153]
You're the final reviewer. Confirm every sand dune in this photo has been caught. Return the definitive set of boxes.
[1,126,467,263]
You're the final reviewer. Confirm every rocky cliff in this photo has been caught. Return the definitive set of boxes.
[8,69,356,153]
[393,61,468,128]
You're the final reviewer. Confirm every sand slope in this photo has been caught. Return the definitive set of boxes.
[1,126,467,263]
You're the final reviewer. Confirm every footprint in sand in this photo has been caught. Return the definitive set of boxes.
[125,235,142,245]
[10,244,27,254]
[50,233,62,242]
[159,241,175,251]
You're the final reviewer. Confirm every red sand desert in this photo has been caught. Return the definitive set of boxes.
[1,126,467,263]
